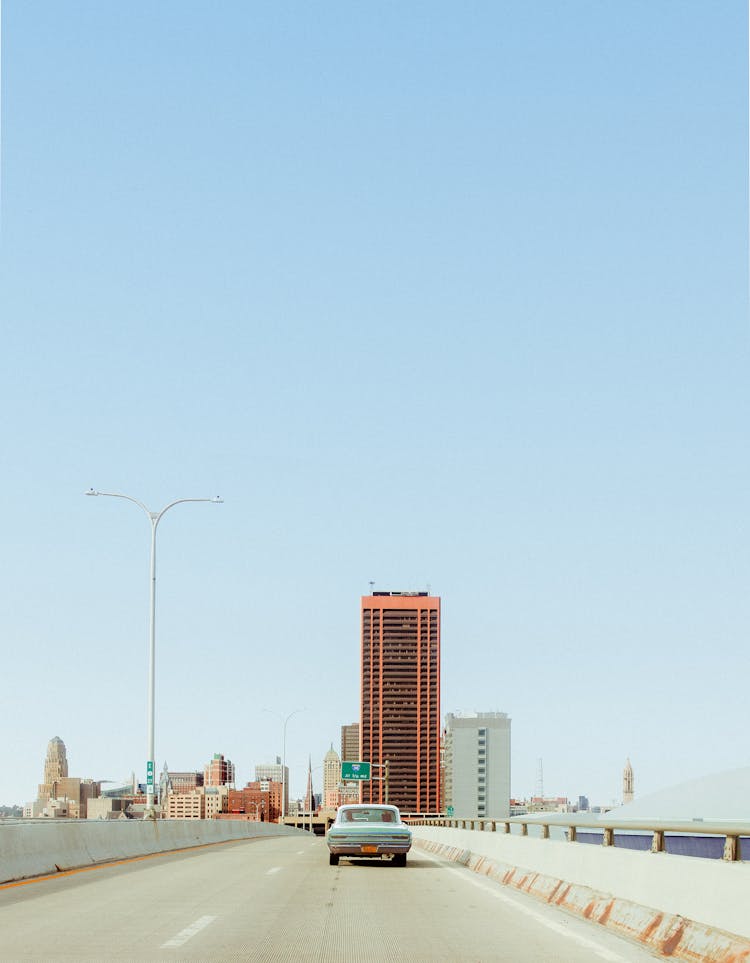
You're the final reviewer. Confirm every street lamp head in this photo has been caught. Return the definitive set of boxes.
[86,489,99,496]
[211,496,224,504]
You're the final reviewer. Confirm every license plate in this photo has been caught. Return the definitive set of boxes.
[361,845,378,854]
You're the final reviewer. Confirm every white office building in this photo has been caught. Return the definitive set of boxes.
[443,712,511,819]
[255,761,290,814]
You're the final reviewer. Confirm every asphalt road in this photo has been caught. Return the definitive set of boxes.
[0,835,661,962]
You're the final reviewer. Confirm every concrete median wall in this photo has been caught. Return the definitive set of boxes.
[411,826,750,961]
[0,819,304,884]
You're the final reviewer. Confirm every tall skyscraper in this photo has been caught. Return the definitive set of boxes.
[360,591,440,813]
[443,712,511,819]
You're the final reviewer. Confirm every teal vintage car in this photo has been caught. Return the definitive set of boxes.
[327,804,412,866]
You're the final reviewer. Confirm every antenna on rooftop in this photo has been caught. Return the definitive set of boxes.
[535,757,544,800]
[369,580,375,594]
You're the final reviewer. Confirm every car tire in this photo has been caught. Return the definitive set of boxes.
[329,853,339,866]
[393,854,407,867]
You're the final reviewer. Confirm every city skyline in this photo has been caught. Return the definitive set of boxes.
[1,3,747,811]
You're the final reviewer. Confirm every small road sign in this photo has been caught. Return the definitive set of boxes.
[341,761,371,781]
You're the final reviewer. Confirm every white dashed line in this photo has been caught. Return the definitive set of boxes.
[444,866,629,962]
[266,866,282,875]
[161,915,216,949]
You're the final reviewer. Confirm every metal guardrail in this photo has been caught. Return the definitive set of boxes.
[409,813,750,861]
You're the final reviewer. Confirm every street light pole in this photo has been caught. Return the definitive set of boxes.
[264,707,306,821]
[86,489,223,818]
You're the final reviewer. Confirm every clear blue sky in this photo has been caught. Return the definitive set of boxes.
[1,1,747,808]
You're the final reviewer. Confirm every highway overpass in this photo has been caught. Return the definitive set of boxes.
[1,831,666,962]
[1,819,749,961]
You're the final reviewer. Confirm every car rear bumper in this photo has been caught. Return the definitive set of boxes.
[328,842,412,856]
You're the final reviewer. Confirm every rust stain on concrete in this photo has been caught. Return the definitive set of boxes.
[555,883,571,906]
[598,900,614,926]
[640,913,665,943]
[546,880,562,903]
[661,922,685,957]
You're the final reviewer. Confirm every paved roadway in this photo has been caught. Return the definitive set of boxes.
[0,835,661,962]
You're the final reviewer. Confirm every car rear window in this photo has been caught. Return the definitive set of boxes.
[340,808,396,823]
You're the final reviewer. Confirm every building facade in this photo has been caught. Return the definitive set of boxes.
[255,761,289,815]
[166,790,205,819]
[360,592,441,813]
[168,771,204,793]
[340,723,360,762]
[323,745,341,809]
[443,712,511,819]
[227,780,282,822]
[204,753,235,787]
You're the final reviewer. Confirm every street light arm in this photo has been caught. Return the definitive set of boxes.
[87,491,223,529]
[153,496,223,529]
[86,490,151,518]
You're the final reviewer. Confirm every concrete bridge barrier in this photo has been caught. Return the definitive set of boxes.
[0,819,303,884]
[411,825,750,962]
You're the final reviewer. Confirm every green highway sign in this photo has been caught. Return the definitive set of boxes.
[341,761,371,781]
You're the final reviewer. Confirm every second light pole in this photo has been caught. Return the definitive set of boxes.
[87,489,223,818]
[264,707,306,821]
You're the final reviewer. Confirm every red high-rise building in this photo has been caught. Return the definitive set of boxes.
[360,592,441,813]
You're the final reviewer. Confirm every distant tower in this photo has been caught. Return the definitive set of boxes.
[535,758,544,801]
[304,756,314,813]
[323,745,341,809]
[38,736,69,802]
[623,758,634,804]
[44,736,68,785]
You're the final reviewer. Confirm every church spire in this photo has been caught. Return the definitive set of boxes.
[623,758,634,804]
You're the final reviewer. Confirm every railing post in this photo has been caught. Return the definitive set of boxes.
[567,826,577,842]
[479,820,485,832]
[503,821,511,834]
[490,820,496,832]
[723,835,740,861]
[603,827,614,847]
[651,830,665,853]
[521,822,528,837]
[541,824,550,839]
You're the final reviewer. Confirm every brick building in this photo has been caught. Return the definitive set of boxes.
[361,592,441,813]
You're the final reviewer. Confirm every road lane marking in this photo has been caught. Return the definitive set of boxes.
[443,866,630,963]
[161,915,217,949]
[266,866,282,875]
